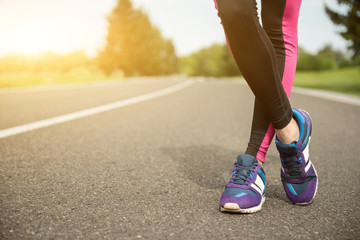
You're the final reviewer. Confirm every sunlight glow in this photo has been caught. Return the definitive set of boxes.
[0,0,116,57]
[5,27,55,55]
[0,0,349,57]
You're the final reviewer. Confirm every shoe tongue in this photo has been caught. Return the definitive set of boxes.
[276,140,298,154]
[237,154,257,166]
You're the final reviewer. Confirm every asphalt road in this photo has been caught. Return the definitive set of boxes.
[1,78,359,239]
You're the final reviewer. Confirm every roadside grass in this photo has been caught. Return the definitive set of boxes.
[294,67,360,97]
[1,66,359,98]
[0,67,124,88]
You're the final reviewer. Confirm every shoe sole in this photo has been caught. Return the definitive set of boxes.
[220,196,265,214]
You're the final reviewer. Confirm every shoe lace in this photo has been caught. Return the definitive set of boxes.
[230,162,257,185]
[281,153,303,177]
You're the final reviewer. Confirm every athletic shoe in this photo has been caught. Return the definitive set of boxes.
[220,154,266,213]
[276,108,318,205]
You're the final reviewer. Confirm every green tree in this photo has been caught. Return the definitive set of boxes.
[98,0,178,76]
[180,44,240,77]
[317,45,351,68]
[296,45,352,71]
[325,0,360,59]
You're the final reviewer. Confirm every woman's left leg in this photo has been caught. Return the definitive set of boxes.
[245,0,302,163]
[214,0,292,213]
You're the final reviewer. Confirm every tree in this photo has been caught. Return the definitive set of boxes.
[180,44,240,77]
[98,0,178,76]
[317,45,351,68]
[296,45,352,71]
[325,0,360,59]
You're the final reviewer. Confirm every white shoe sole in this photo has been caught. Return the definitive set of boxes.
[220,196,265,214]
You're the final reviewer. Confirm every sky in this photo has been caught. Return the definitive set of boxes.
[0,0,349,57]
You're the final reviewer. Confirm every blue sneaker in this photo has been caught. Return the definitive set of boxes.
[276,109,318,205]
[220,154,266,213]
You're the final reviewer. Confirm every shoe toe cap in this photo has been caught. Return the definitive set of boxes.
[220,188,262,209]
[283,178,318,204]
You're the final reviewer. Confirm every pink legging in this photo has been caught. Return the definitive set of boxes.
[213,0,302,162]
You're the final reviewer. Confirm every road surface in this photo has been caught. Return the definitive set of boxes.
[1,78,359,239]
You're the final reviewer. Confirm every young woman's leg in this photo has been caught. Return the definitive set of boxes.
[215,0,293,130]
[214,0,301,162]
[215,0,317,213]
[245,0,302,163]
[215,0,291,213]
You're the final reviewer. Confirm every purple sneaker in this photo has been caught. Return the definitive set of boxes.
[220,154,266,213]
[276,109,318,205]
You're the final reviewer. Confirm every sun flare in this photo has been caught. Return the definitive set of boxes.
[0,0,110,57]
[5,27,54,55]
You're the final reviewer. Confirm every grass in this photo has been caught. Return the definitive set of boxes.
[1,66,359,97]
[294,67,360,97]
[0,67,124,89]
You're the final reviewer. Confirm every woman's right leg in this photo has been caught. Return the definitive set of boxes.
[215,0,318,210]
[215,0,293,129]
[246,0,302,162]
[214,0,301,163]
[215,0,295,213]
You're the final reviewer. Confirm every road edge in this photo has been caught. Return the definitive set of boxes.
[292,87,360,107]
[233,78,360,107]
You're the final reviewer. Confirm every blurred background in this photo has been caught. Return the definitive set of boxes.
[0,0,359,95]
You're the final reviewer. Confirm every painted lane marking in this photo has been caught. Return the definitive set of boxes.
[292,87,360,107]
[236,79,360,107]
[0,77,187,94]
[0,80,195,139]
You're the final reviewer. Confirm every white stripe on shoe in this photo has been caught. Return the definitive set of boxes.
[305,159,312,173]
[303,138,310,164]
[251,175,265,195]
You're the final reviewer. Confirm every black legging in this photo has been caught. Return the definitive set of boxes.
[214,0,302,162]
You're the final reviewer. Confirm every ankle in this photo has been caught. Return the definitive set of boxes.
[275,118,300,144]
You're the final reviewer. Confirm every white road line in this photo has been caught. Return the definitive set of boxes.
[292,87,360,107]
[0,80,195,139]
[235,79,360,107]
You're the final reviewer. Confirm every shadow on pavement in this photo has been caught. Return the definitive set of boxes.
[162,145,288,203]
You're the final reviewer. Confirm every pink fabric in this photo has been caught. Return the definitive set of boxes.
[213,0,218,10]
[256,0,302,162]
